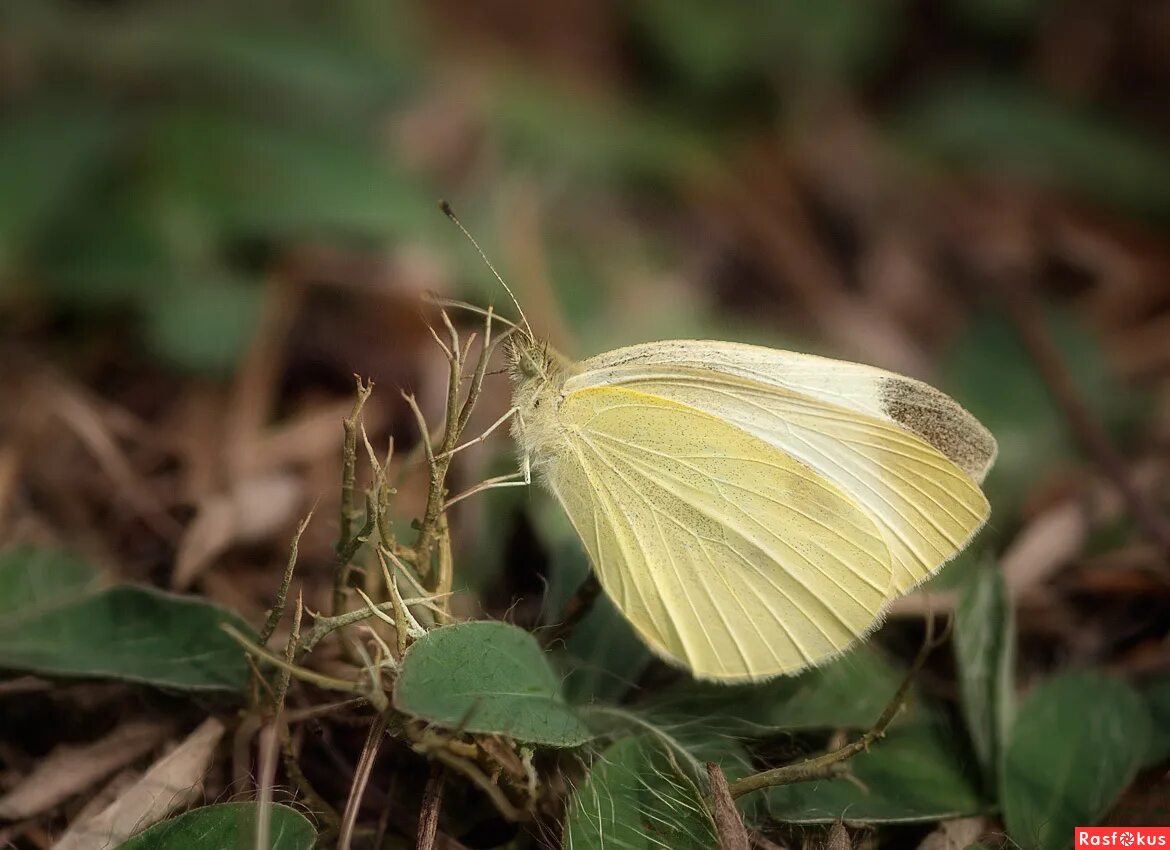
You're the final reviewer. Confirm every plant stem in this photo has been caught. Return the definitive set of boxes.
[726,615,943,799]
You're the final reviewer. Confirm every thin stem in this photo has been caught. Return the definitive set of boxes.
[332,492,376,619]
[339,376,374,557]
[542,573,602,647]
[222,624,366,695]
[707,762,750,850]
[999,284,1170,561]
[726,614,942,799]
[299,593,445,654]
[259,511,312,647]
[339,715,387,850]
[415,764,446,850]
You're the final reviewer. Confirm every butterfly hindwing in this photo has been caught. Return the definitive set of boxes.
[546,385,893,682]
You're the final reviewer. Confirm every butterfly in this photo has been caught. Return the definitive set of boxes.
[503,331,995,683]
[439,202,996,683]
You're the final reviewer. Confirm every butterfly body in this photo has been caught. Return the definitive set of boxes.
[505,333,996,683]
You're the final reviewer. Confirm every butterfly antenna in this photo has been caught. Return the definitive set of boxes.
[439,200,534,340]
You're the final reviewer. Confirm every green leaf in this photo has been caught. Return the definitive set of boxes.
[953,561,1015,788]
[393,620,592,747]
[490,79,706,184]
[113,802,315,850]
[629,0,898,92]
[649,648,919,734]
[563,736,716,850]
[0,100,114,272]
[766,720,985,824]
[1002,672,1153,850]
[897,77,1170,216]
[144,109,437,241]
[1140,677,1170,766]
[141,276,264,374]
[0,547,253,692]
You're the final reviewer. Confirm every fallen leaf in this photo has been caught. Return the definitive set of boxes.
[0,720,170,820]
[53,717,225,850]
[916,817,987,850]
[171,472,302,589]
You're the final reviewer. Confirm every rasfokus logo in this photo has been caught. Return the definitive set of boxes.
[1076,828,1170,846]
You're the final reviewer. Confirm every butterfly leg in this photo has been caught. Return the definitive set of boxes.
[434,406,519,460]
[442,463,530,511]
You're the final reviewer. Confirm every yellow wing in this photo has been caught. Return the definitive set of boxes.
[547,385,893,682]
[574,340,997,483]
[566,349,992,595]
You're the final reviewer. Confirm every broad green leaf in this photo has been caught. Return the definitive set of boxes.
[648,648,918,734]
[114,802,314,850]
[0,100,114,272]
[141,276,263,374]
[766,720,985,824]
[0,547,253,692]
[1002,672,1153,850]
[144,109,437,241]
[1141,677,1170,766]
[582,707,768,825]
[36,185,176,308]
[563,736,716,850]
[393,620,591,747]
[953,561,1015,788]
[898,77,1170,216]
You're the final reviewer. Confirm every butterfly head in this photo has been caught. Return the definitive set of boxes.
[504,333,570,461]
[504,332,560,383]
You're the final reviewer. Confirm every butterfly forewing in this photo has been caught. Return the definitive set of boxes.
[572,340,997,484]
[567,347,993,594]
[547,385,893,682]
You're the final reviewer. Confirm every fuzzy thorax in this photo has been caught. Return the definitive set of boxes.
[505,334,573,465]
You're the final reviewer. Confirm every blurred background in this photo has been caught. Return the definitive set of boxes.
[3,0,1170,845]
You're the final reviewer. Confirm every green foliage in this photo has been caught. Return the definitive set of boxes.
[1001,672,1153,850]
[143,109,436,241]
[562,736,716,850]
[0,547,253,692]
[628,0,901,93]
[113,803,315,850]
[393,620,592,747]
[0,2,434,375]
[0,100,115,273]
[943,310,1141,523]
[1141,677,1170,766]
[648,647,919,734]
[898,77,1170,216]
[141,277,264,374]
[489,80,707,185]
[953,561,1015,789]
[765,720,986,824]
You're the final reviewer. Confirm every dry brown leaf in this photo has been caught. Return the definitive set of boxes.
[916,817,986,850]
[171,472,302,589]
[825,821,851,850]
[1002,499,1086,597]
[0,719,170,820]
[52,716,225,850]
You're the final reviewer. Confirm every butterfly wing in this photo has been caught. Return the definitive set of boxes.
[574,340,996,482]
[547,385,892,682]
[566,343,993,594]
